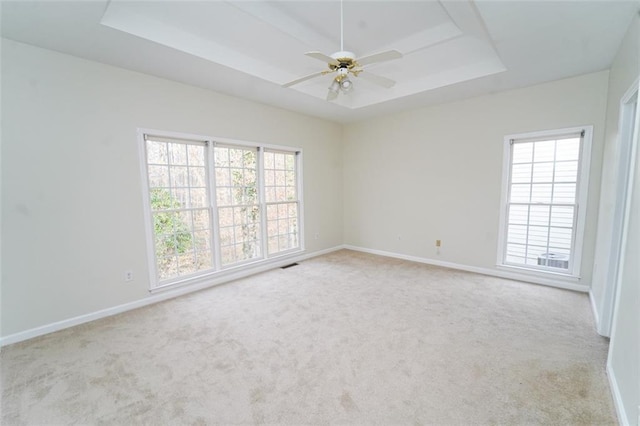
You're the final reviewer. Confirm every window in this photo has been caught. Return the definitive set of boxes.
[264,150,300,255]
[141,131,302,289]
[214,146,261,266]
[498,126,592,276]
[145,136,213,281]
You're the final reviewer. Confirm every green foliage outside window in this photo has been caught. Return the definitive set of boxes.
[151,188,193,259]
[231,150,260,259]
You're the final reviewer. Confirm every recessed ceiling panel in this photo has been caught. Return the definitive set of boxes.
[101,0,506,109]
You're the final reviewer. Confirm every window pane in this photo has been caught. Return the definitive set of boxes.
[511,164,532,183]
[553,183,576,203]
[158,256,178,280]
[215,147,229,167]
[550,206,574,227]
[169,143,188,165]
[148,165,169,188]
[196,250,213,270]
[507,224,527,244]
[527,226,548,247]
[508,205,528,225]
[532,162,553,183]
[533,140,555,162]
[510,184,530,203]
[189,167,206,187]
[218,207,233,227]
[187,145,205,166]
[512,142,533,164]
[555,138,580,161]
[147,141,168,164]
[529,205,550,227]
[549,227,572,249]
[531,184,552,203]
[554,161,578,182]
[170,166,189,188]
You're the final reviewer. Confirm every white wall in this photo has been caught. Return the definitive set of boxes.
[0,39,343,338]
[598,14,640,426]
[343,71,609,287]
[591,13,640,334]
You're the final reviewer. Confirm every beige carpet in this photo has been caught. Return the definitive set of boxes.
[1,250,615,425]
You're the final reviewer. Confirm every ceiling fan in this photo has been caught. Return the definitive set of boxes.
[282,0,403,101]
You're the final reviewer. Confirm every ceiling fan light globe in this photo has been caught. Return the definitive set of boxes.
[340,77,354,93]
[328,80,340,94]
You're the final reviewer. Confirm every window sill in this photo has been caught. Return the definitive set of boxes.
[496,264,581,283]
[150,249,305,294]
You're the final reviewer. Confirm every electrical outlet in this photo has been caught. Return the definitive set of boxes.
[124,270,133,282]
[435,240,442,247]
[314,232,319,240]
[397,235,402,240]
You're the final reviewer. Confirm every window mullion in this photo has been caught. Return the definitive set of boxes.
[257,147,269,259]
[525,144,535,265]
[545,140,558,265]
[208,142,223,271]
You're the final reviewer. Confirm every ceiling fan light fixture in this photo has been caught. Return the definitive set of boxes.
[340,76,354,93]
[282,0,401,99]
[328,79,340,94]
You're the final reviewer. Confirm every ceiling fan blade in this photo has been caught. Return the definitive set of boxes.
[305,51,340,67]
[358,72,396,89]
[326,89,338,101]
[282,71,326,88]
[355,50,403,66]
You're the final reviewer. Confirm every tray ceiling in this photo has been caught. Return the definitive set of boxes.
[2,1,638,122]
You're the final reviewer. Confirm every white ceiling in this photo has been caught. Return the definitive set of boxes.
[2,1,639,123]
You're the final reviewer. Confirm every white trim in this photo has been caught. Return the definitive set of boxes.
[344,245,589,292]
[607,361,630,426]
[496,263,581,281]
[588,290,600,331]
[150,248,303,293]
[599,77,639,337]
[605,75,640,426]
[296,150,306,252]
[572,125,593,274]
[137,128,297,154]
[136,129,159,287]
[0,246,344,347]
[257,147,269,260]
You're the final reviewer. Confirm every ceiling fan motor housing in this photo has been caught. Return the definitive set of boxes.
[330,51,355,61]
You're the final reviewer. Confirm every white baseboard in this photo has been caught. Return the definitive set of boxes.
[588,290,605,335]
[607,361,630,426]
[343,245,589,293]
[0,246,344,347]
[0,244,590,347]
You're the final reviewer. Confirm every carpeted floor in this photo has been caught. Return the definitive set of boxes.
[1,250,615,425]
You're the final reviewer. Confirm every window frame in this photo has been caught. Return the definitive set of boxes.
[263,148,302,257]
[213,144,263,268]
[138,128,304,291]
[496,125,593,278]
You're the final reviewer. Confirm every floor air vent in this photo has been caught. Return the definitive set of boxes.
[281,263,299,269]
